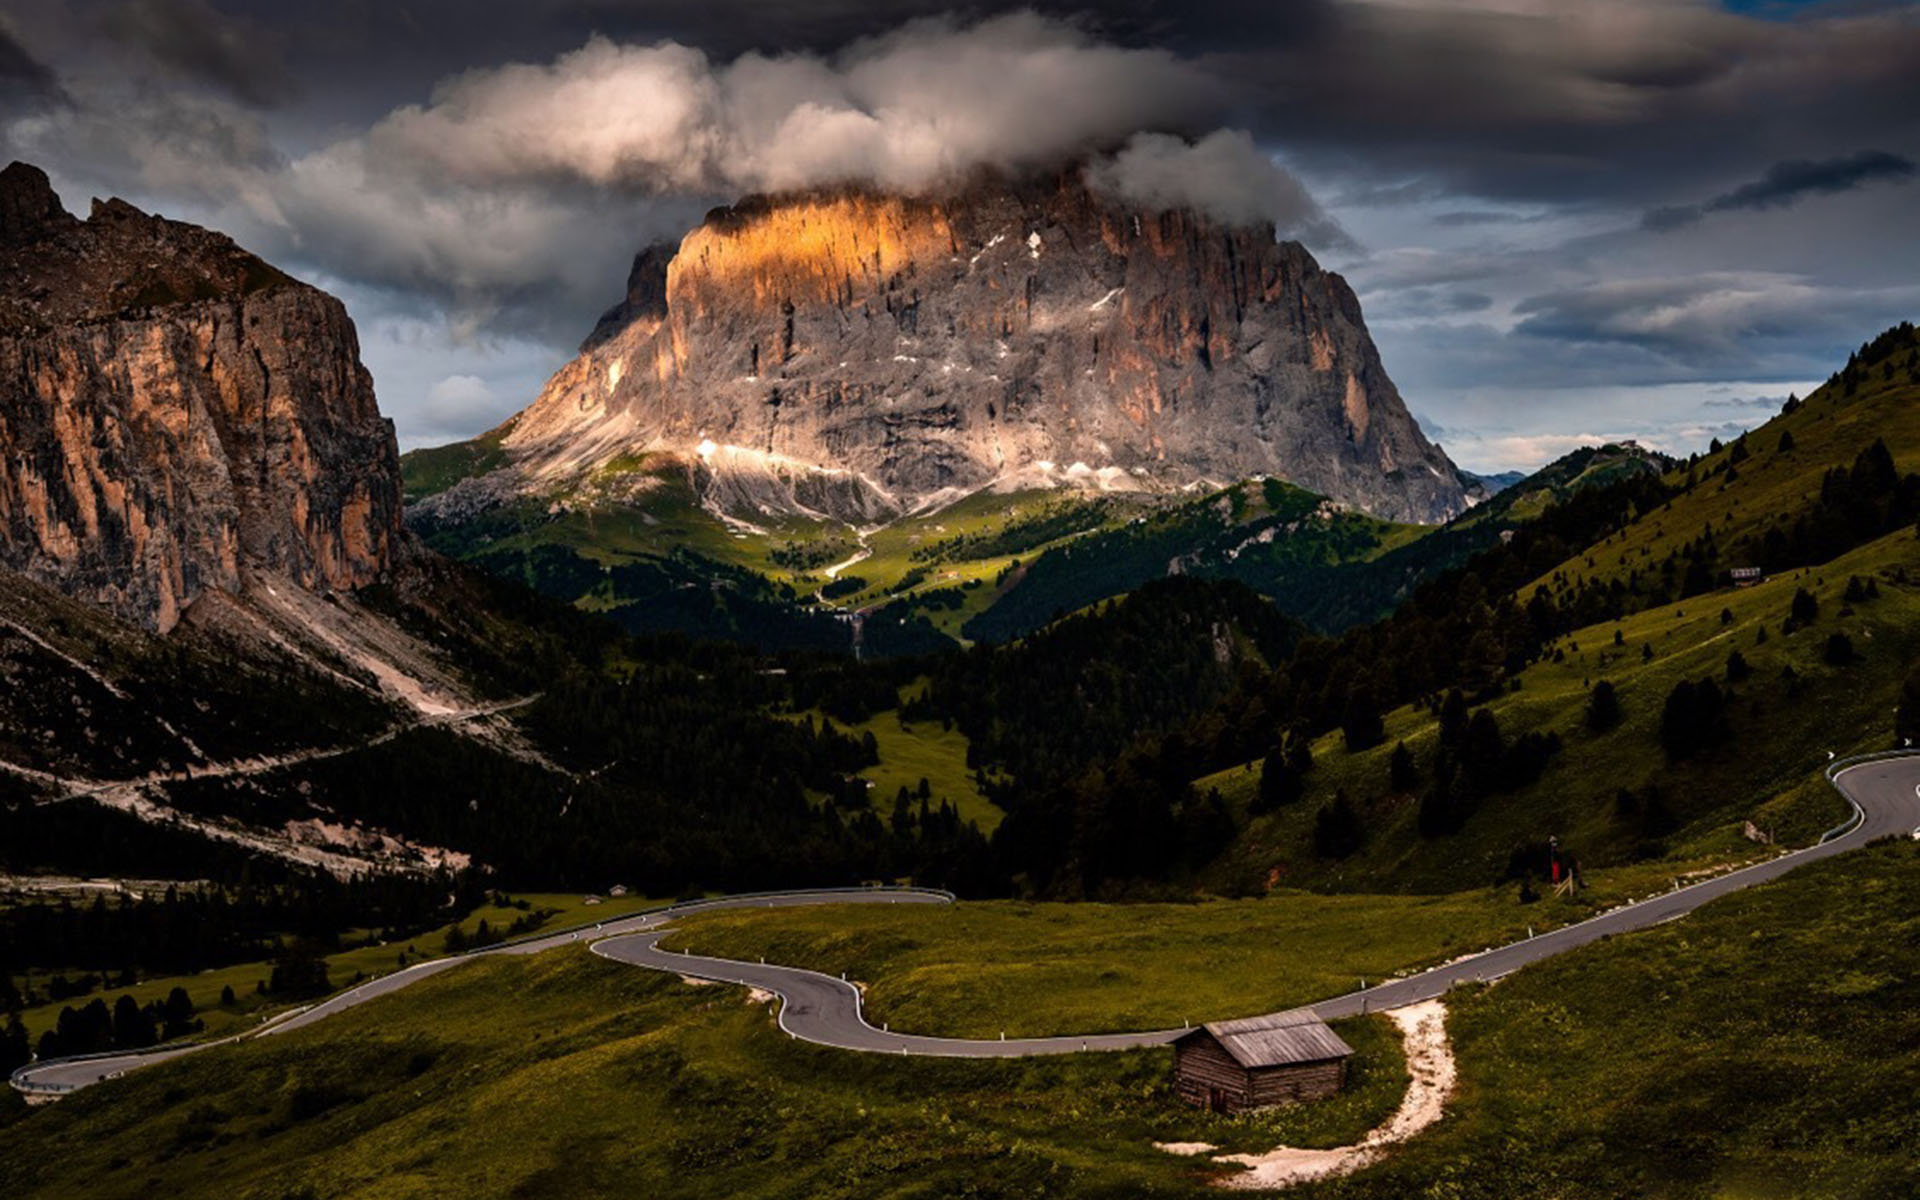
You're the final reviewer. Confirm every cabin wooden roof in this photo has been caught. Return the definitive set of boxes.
[1179,1009,1353,1069]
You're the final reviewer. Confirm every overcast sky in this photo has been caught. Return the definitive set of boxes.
[3,0,1916,473]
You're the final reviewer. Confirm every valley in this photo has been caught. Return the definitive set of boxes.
[0,27,1915,1189]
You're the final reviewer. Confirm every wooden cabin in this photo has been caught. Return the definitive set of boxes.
[1172,1010,1353,1113]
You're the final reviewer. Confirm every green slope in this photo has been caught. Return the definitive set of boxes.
[7,843,1913,1199]
[1525,323,1920,613]
[1203,526,1919,893]
[1301,838,1920,1200]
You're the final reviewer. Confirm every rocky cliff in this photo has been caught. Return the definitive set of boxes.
[0,162,404,630]
[471,168,1470,525]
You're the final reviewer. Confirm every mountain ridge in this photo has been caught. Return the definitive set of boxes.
[412,168,1475,533]
[0,162,404,631]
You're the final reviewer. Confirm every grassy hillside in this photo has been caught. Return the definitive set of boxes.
[1202,526,1919,893]
[835,704,1005,833]
[1456,441,1670,529]
[399,430,510,504]
[662,880,1651,1039]
[7,843,1913,1198]
[1525,324,1920,613]
[7,891,666,1045]
[1302,837,1920,1200]
[0,942,1398,1200]
[961,478,1416,642]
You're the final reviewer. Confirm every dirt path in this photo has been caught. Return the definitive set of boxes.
[1,696,539,878]
[823,542,872,580]
[1202,1000,1457,1190]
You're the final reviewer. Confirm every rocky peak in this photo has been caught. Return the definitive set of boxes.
[0,163,404,630]
[0,161,75,244]
[488,166,1471,525]
[582,242,673,352]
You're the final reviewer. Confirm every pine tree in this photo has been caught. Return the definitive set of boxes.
[1312,792,1364,859]
[111,994,154,1050]
[1790,587,1820,626]
[1341,686,1386,753]
[1254,747,1302,813]
[1586,680,1621,731]
[1,1013,27,1074]
[1388,742,1419,793]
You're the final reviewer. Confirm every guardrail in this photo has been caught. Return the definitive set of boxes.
[9,884,952,1095]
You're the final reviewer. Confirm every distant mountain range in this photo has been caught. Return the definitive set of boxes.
[1460,468,1527,494]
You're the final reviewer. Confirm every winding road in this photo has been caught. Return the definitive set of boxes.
[15,753,1919,1095]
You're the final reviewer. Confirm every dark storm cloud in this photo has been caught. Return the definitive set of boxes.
[97,0,294,107]
[6,0,1918,460]
[1643,149,1918,231]
[0,22,65,108]
[1512,273,1920,363]
[550,0,1337,59]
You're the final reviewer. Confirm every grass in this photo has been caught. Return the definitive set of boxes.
[11,891,669,1044]
[1202,526,1920,894]
[398,430,510,503]
[838,701,1004,833]
[0,942,1399,1199]
[1297,838,1920,1200]
[8,844,1915,1198]
[659,890,1583,1039]
[1522,367,1920,605]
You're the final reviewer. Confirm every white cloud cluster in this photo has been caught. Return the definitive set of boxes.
[1083,129,1343,243]
[12,13,1307,349]
[354,14,1222,197]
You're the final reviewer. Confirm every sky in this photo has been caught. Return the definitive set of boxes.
[1,0,1916,474]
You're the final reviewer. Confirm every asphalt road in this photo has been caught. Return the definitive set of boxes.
[16,754,1918,1092]
[10,888,955,1094]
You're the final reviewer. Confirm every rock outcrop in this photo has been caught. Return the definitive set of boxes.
[0,162,404,630]
[472,167,1470,525]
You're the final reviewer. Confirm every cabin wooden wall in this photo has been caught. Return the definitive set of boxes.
[1248,1058,1345,1107]
[1173,1038,1249,1111]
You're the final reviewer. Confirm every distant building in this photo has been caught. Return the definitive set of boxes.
[608,885,629,897]
[1732,567,1763,586]
[1172,1010,1354,1113]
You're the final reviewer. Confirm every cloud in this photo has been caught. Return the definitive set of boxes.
[11,13,1320,347]
[1512,272,1920,361]
[0,21,66,108]
[1644,149,1917,230]
[97,0,294,108]
[359,15,1225,197]
[1700,392,1789,411]
[1083,129,1342,241]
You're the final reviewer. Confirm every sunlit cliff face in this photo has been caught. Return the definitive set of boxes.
[487,168,1471,525]
[0,165,404,631]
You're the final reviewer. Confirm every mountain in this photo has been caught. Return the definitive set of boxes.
[0,163,403,631]
[411,168,1473,535]
[1458,468,1525,494]
[1189,323,1920,893]
[0,162,1007,895]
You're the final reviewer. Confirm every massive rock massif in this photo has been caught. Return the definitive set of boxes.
[443,168,1471,527]
[0,162,403,630]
